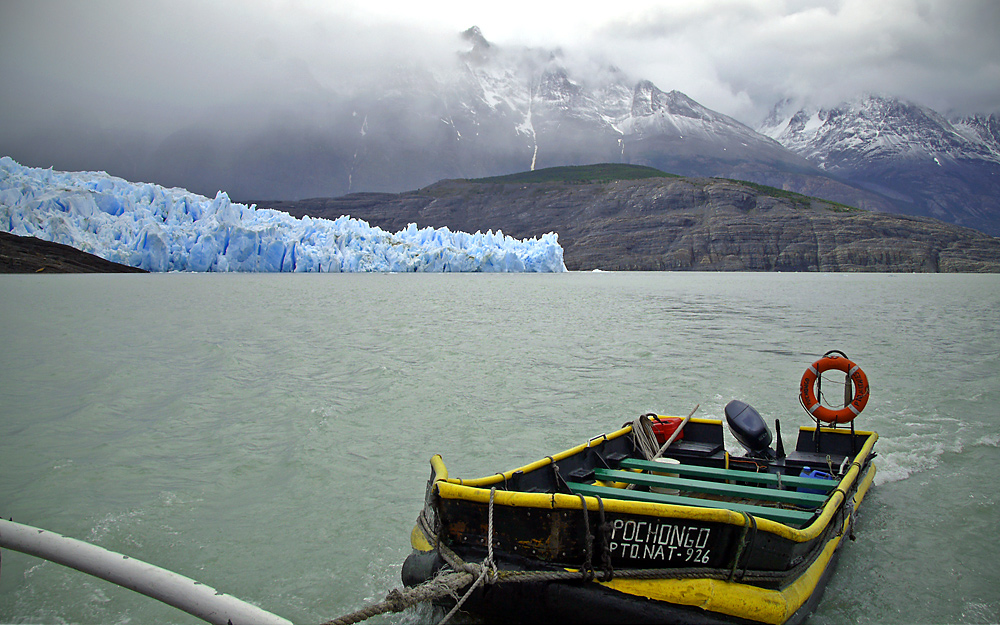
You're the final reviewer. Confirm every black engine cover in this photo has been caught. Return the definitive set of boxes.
[725,400,774,458]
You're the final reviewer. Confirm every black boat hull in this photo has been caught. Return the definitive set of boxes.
[403,419,877,625]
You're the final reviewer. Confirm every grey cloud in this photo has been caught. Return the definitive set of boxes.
[0,0,996,196]
[588,0,1000,122]
[0,0,462,135]
[0,0,466,188]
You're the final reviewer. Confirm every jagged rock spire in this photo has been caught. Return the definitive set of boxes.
[460,26,491,64]
[461,26,490,50]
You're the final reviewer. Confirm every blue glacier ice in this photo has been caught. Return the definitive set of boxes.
[0,157,566,273]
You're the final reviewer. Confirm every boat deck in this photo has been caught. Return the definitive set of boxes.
[566,457,840,527]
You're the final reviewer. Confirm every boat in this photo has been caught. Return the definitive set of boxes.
[401,351,878,624]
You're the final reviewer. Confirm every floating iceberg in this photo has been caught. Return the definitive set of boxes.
[0,157,566,273]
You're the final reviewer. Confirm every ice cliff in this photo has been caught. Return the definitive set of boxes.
[0,157,566,272]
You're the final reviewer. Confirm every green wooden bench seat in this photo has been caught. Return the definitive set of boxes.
[566,482,817,526]
[618,458,839,492]
[593,468,828,507]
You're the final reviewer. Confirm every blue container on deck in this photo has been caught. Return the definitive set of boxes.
[798,466,836,494]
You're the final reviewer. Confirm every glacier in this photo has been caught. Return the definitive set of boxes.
[0,157,566,273]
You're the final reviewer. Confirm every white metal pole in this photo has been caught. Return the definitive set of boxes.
[0,518,292,625]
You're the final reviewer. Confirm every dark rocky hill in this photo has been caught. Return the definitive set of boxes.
[0,231,146,273]
[258,164,1000,272]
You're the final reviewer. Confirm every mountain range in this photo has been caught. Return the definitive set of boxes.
[761,97,1000,235]
[201,28,1000,236]
[6,27,999,236]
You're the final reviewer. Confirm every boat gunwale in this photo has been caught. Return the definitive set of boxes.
[593,462,878,625]
[429,420,878,543]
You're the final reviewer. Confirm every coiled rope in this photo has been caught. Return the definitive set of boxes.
[633,414,661,460]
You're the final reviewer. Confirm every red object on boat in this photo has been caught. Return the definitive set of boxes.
[650,417,684,444]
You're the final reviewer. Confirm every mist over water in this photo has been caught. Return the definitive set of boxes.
[1,272,998,624]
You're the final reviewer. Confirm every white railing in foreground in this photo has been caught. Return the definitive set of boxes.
[0,518,292,625]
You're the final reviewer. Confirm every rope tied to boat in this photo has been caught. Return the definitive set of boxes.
[576,494,596,582]
[727,512,758,582]
[321,479,840,625]
[417,501,822,590]
[320,515,831,625]
[595,495,615,582]
[832,482,858,541]
[546,456,571,493]
[844,497,858,541]
[438,487,498,625]
[320,570,475,625]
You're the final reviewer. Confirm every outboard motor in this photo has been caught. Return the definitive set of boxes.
[725,400,776,460]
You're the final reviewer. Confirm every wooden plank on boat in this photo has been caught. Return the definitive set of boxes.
[593,468,828,507]
[566,482,816,526]
[619,458,839,492]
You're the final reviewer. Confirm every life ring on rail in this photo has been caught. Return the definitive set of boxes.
[799,353,870,424]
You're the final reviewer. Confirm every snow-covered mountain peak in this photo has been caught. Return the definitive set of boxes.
[618,80,768,146]
[760,94,1000,168]
[952,113,1000,161]
[440,29,774,149]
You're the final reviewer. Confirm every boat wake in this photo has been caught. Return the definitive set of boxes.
[872,408,996,485]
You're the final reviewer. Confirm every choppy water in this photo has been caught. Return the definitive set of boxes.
[1,272,998,624]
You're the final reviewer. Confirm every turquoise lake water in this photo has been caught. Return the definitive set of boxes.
[1,272,998,624]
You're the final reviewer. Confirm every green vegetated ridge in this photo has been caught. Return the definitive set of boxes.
[470,163,678,185]
[473,164,856,214]
[719,178,860,213]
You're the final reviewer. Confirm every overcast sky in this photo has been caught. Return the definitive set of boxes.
[1,0,998,145]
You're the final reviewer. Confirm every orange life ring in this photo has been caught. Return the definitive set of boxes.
[799,354,869,424]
